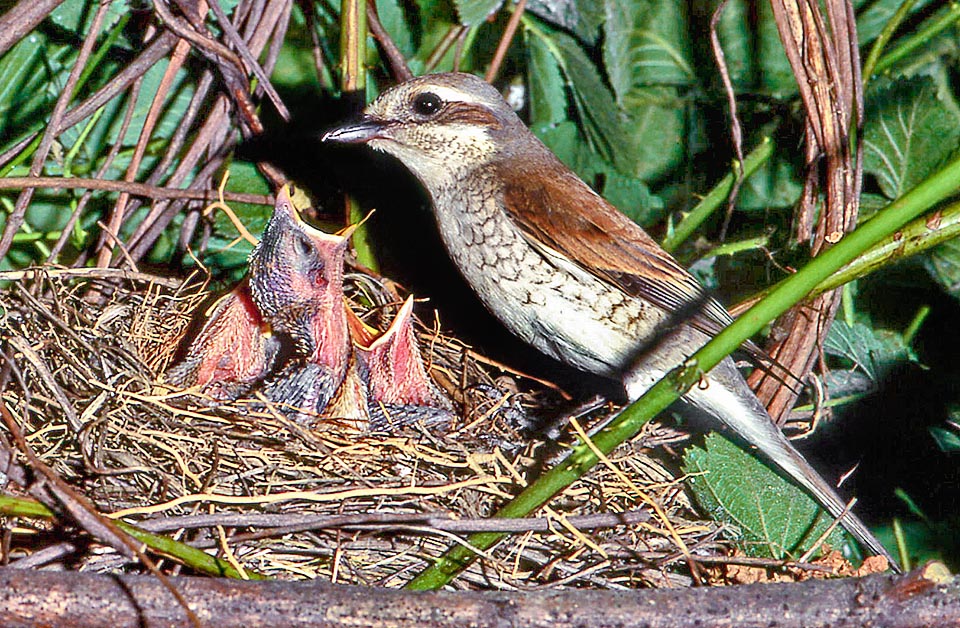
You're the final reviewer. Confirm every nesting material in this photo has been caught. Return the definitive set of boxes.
[0,260,723,589]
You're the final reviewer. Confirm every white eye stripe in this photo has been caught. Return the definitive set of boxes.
[415,85,488,107]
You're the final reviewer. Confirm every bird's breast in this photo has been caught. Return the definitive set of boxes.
[429,177,665,378]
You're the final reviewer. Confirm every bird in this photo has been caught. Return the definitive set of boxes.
[321,72,899,568]
[166,279,279,401]
[248,187,453,428]
[354,296,455,428]
[248,187,357,421]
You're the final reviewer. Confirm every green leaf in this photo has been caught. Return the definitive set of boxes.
[603,0,694,92]
[824,319,913,381]
[600,169,662,227]
[375,0,415,57]
[925,236,960,299]
[683,433,851,560]
[757,1,796,96]
[214,161,272,239]
[736,154,804,211]
[929,425,960,453]
[863,76,960,200]
[523,22,637,172]
[620,86,685,181]
[527,0,604,44]
[454,0,503,26]
[856,0,934,46]
[525,30,567,127]
[713,0,756,88]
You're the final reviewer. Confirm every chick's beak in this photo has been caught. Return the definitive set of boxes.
[321,115,388,144]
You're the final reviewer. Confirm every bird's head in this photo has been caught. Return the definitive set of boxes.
[248,187,352,354]
[322,73,527,186]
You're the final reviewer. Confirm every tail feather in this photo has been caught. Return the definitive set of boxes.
[688,358,900,571]
[628,355,900,572]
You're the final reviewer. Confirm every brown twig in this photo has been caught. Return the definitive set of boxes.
[366,0,413,81]
[748,0,863,424]
[96,34,194,268]
[485,0,527,83]
[709,0,746,242]
[0,177,272,205]
[0,0,66,57]
[0,1,110,262]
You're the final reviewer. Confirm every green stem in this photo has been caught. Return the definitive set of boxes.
[339,0,378,270]
[903,304,931,345]
[662,137,774,252]
[873,3,960,75]
[405,147,960,592]
[814,197,960,295]
[862,0,919,84]
[0,494,266,579]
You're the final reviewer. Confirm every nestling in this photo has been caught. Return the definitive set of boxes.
[323,72,898,568]
[166,279,278,401]
[249,188,453,428]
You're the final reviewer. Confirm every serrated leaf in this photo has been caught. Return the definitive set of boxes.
[527,25,636,171]
[863,77,960,200]
[454,0,503,26]
[736,155,804,211]
[603,0,694,96]
[823,369,876,399]
[824,320,913,381]
[683,433,850,560]
[601,169,662,227]
[620,86,685,181]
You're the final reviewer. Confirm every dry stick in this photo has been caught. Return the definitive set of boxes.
[424,25,466,73]
[0,394,201,627]
[0,0,66,57]
[165,0,268,138]
[0,2,110,262]
[485,0,527,83]
[133,72,218,255]
[262,0,294,83]
[149,2,290,259]
[96,37,194,269]
[367,0,413,81]
[0,267,183,289]
[47,78,144,263]
[208,0,290,121]
[0,566,954,627]
[0,177,271,205]
[709,0,746,242]
[0,32,180,171]
[302,0,334,90]
[747,0,862,423]
[128,150,233,262]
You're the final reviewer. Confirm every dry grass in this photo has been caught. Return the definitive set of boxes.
[0,268,725,589]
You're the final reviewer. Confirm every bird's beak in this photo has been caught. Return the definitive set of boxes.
[321,115,387,145]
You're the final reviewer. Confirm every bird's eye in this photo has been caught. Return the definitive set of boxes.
[292,233,312,259]
[412,92,443,117]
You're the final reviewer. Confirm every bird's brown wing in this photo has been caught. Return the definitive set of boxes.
[499,163,734,339]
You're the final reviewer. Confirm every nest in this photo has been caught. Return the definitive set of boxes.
[0,267,726,589]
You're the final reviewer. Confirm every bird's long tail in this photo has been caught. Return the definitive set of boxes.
[634,356,901,572]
